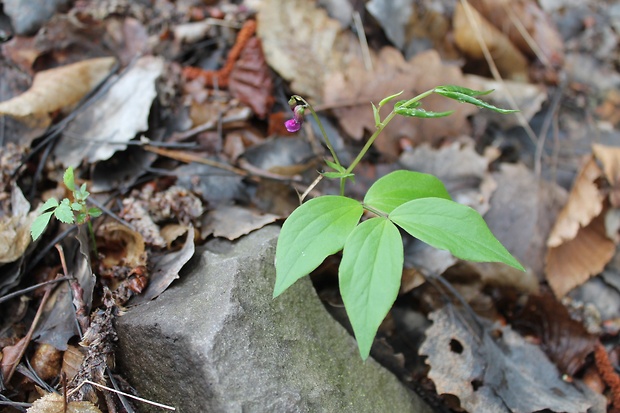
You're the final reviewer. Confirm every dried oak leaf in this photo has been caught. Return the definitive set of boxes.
[453,2,529,81]
[420,305,599,413]
[546,211,616,298]
[229,37,274,119]
[323,49,478,157]
[0,57,116,129]
[593,143,620,208]
[257,0,360,102]
[547,156,605,248]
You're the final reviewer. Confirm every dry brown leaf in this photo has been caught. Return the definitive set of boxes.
[257,0,360,102]
[592,143,620,208]
[62,345,85,383]
[26,392,102,413]
[229,37,274,119]
[546,211,616,298]
[203,206,279,241]
[0,184,35,264]
[547,156,605,248]
[467,0,564,67]
[96,222,146,269]
[0,57,116,129]
[323,49,478,157]
[453,2,529,81]
[30,343,62,381]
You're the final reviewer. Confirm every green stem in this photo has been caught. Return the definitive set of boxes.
[345,88,436,175]
[362,203,389,219]
[293,96,341,166]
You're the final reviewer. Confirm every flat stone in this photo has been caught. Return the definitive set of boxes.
[116,225,432,413]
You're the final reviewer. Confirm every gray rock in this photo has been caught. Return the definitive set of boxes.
[116,225,431,413]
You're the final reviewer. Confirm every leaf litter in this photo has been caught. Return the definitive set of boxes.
[0,0,620,411]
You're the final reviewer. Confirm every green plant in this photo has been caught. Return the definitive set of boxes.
[274,86,524,360]
[31,167,102,243]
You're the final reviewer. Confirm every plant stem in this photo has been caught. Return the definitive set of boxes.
[293,96,341,167]
[345,88,436,175]
[362,203,388,218]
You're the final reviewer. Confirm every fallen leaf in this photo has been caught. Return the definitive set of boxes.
[546,211,616,298]
[498,291,597,375]
[229,36,274,119]
[466,0,565,67]
[26,392,101,413]
[61,345,85,383]
[1,336,28,381]
[30,343,62,381]
[203,206,279,241]
[547,156,605,248]
[129,227,195,305]
[257,0,360,102]
[420,305,600,413]
[0,184,35,264]
[324,49,478,157]
[35,228,95,350]
[453,2,529,81]
[96,222,146,269]
[54,55,164,167]
[0,57,116,129]
[592,143,620,207]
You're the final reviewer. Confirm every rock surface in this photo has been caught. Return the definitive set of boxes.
[116,225,432,413]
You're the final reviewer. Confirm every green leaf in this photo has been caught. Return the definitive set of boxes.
[63,167,75,191]
[364,170,451,214]
[76,212,87,224]
[321,171,355,179]
[378,90,404,108]
[88,207,102,217]
[31,211,54,241]
[38,197,59,213]
[390,198,524,270]
[54,200,75,224]
[372,102,380,126]
[435,85,494,97]
[434,88,518,114]
[274,196,363,298]
[71,202,82,211]
[394,100,420,109]
[324,159,346,173]
[339,217,403,360]
[395,104,454,118]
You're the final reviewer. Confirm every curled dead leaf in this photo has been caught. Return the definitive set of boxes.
[30,343,62,381]
[0,57,116,129]
[592,143,620,207]
[547,156,604,248]
[454,2,529,81]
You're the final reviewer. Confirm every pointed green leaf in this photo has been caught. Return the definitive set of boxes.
[434,89,518,114]
[54,200,75,224]
[390,198,524,270]
[31,211,54,241]
[395,104,454,118]
[378,90,404,108]
[435,85,494,97]
[88,207,102,217]
[321,171,355,179]
[364,170,451,214]
[324,159,345,173]
[394,100,421,109]
[38,197,59,213]
[339,218,403,360]
[372,102,381,126]
[63,167,75,191]
[274,196,363,297]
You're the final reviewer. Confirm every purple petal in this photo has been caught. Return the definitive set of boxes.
[284,119,301,133]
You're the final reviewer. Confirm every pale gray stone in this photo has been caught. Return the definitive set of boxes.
[116,225,431,413]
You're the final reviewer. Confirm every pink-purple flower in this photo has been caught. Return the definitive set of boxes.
[285,103,306,133]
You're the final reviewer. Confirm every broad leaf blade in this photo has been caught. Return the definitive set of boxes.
[63,167,75,191]
[339,218,403,360]
[390,198,524,270]
[54,200,75,224]
[364,170,451,214]
[38,197,59,213]
[274,196,363,297]
[31,211,54,241]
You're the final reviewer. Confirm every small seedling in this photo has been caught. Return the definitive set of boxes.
[31,167,102,242]
[274,86,524,360]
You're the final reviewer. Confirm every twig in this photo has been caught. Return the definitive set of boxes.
[0,276,70,305]
[353,11,373,72]
[143,145,248,176]
[68,380,175,411]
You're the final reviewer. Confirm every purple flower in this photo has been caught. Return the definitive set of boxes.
[285,118,302,133]
[285,104,306,133]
